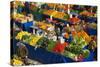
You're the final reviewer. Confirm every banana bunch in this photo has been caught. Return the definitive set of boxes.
[13,13,28,23]
[12,59,23,66]
[29,35,42,46]
[16,31,31,40]
[13,13,24,19]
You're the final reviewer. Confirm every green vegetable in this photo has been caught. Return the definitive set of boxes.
[47,40,56,51]
[63,51,76,59]
[66,44,83,54]
[63,14,69,19]
[82,49,90,58]
[22,35,30,43]
[37,37,48,45]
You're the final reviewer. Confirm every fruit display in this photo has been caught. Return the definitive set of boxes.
[47,3,57,8]
[54,11,67,19]
[63,51,76,60]
[13,13,24,19]
[77,31,91,43]
[16,31,42,46]
[53,42,68,53]
[71,30,91,44]
[36,37,56,51]
[80,10,94,17]
[15,31,31,40]
[11,2,97,64]
[57,4,65,9]
[37,37,48,45]
[82,49,90,58]
[47,3,68,10]
[43,10,56,16]
[69,17,80,24]
[29,35,42,46]
[12,58,23,65]
[64,36,90,60]
[13,14,27,23]
[47,39,56,51]
[13,13,33,23]
[36,22,54,30]
[11,55,23,66]
[43,10,69,20]
[88,40,97,51]
[30,4,38,12]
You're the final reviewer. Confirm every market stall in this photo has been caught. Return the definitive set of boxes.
[11,1,97,65]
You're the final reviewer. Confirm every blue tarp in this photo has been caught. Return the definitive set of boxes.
[87,28,97,35]
[78,15,97,23]
[13,39,96,64]
[13,39,74,64]
[15,21,33,32]
[83,50,95,61]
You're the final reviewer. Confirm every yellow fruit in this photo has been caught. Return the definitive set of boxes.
[15,31,31,40]
[13,59,23,65]
[29,35,42,46]
[78,31,91,43]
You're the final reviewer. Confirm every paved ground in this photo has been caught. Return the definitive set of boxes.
[27,58,42,65]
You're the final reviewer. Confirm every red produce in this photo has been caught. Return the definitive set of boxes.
[53,42,68,53]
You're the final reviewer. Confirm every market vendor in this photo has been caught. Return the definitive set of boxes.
[69,14,81,25]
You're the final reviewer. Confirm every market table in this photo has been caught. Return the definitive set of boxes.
[42,14,70,24]
[43,10,69,22]
[13,39,75,64]
[13,38,96,64]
